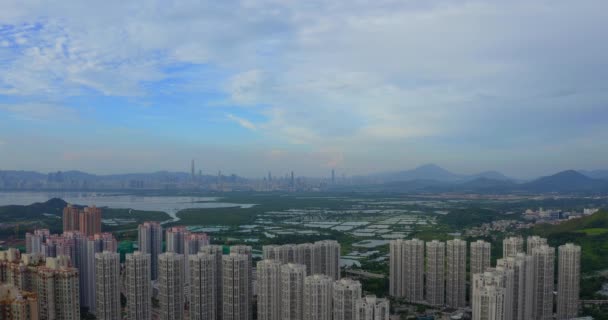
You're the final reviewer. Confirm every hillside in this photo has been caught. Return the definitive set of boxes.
[534,210,608,272]
[521,170,608,193]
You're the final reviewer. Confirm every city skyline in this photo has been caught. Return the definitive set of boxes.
[1,1,608,177]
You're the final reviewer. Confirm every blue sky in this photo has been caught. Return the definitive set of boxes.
[1,0,607,178]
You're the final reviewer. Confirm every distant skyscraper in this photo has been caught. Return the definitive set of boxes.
[333,278,362,320]
[446,239,467,308]
[304,274,333,320]
[391,239,424,303]
[355,295,390,320]
[503,236,524,258]
[557,243,581,320]
[201,245,224,320]
[191,159,195,180]
[138,221,162,280]
[497,253,534,320]
[331,169,335,184]
[472,267,514,320]
[312,240,341,280]
[257,260,282,320]
[187,233,210,254]
[159,252,185,320]
[470,240,492,276]
[190,252,219,320]
[281,263,306,320]
[63,205,101,236]
[425,240,445,307]
[95,251,120,320]
[62,205,80,233]
[526,236,547,254]
[125,251,151,320]
[531,245,555,320]
[223,253,250,320]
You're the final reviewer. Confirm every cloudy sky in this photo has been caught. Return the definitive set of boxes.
[1,0,607,178]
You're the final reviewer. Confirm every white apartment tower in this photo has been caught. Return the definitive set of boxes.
[497,253,534,320]
[470,240,492,276]
[223,253,250,320]
[125,251,152,320]
[230,246,253,320]
[333,278,363,320]
[138,221,162,280]
[425,240,445,307]
[389,239,404,297]
[159,252,185,320]
[531,245,555,320]
[303,274,333,320]
[355,295,390,320]
[389,238,425,302]
[95,251,121,320]
[281,263,307,320]
[526,236,547,254]
[557,243,581,320]
[257,260,282,320]
[313,240,341,280]
[201,245,224,320]
[446,239,467,308]
[503,237,524,258]
[190,252,219,320]
[472,267,514,320]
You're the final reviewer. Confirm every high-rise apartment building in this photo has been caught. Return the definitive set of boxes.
[472,267,514,320]
[187,233,210,254]
[303,274,333,320]
[80,233,117,314]
[222,253,250,320]
[389,239,404,297]
[62,205,102,236]
[262,242,331,277]
[312,240,341,280]
[0,284,39,320]
[257,260,282,320]
[503,236,524,258]
[446,239,467,308]
[95,251,120,320]
[159,252,185,320]
[425,240,445,307]
[138,221,162,280]
[497,253,534,320]
[531,245,554,320]
[557,243,581,320]
[389,238,425,302]
[125,251,151,320]
[230,245,253,320]
[470,240,491,276]
[201,245,224,320]
[333,278,362,320]
[190,252,219,320]
[36,256,81,320]
[355,295,390,320]
[25,229,49,255]
[281,263,306,320]
[526,236,547,254]
[62,205,80,233]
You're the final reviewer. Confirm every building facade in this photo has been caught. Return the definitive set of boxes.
[446,239,467,308]
[557,243,581,320]
[125,251,151,320]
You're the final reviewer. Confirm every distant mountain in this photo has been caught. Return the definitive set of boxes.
[365,164,513,183]
[520,170,608,193]
[579,170,608,180]
[466,171,512,181]
[458,177,517,191]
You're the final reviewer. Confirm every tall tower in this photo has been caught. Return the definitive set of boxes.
[355,295,390,320]
[190,252,219,320]
[187,233,210,254]
[166,226,191,297]
[230,246,253,320]
[389,239,405,297]
[36,256,81,320]
[472,267,514,320]
[404,239,425,303]
[201,245,224,320]
[531,245,555,320]
[497,253,534,320]
[138,221,162,280]
[222,253,250,320]
[503,236,524,258]
[331,169,335,184]
[95,251,121,320]
[557,243,581,320]
[312,240,341,280]
[159,252,185,320]
[333,278,362,320]
[470,240,492,276]
[526,236,547,254]
[281,263,306,320]
[257,260,282,320]
[425,240,445,307]
[125,251,151,320]
[446,239,467,308]
[303,274,333,320]
[191,159,195,180]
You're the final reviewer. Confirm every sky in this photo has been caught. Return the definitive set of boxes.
[0,0,607,179]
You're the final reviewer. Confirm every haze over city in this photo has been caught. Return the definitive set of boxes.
[1,1,607,178]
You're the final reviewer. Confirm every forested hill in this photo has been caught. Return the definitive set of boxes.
[534,210,608,273]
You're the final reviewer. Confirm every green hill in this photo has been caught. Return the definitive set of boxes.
[534,210,608,273]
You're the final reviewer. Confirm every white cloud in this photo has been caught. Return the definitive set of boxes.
[226,114,258,131]
[0,103,79,121]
